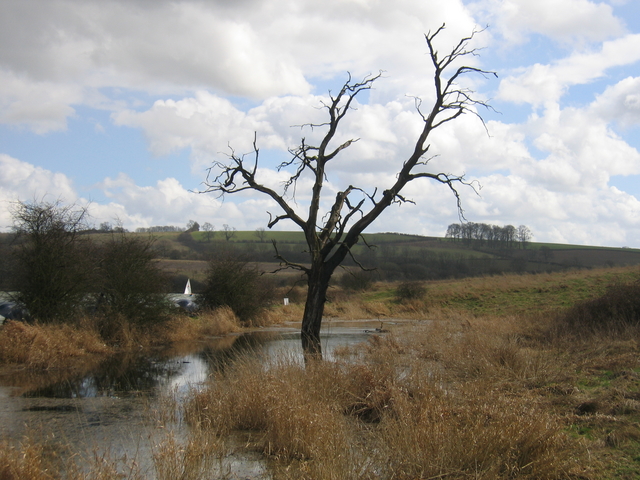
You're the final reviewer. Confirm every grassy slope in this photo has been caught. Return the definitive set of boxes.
[145,230,640,284]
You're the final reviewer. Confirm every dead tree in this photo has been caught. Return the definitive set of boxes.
[202,25,496,360]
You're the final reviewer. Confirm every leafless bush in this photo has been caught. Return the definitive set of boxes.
[94,231,171,331]
[199,255,275,324]
[10,200,95,322]
[552,279,640,337]
[395,281,426,302]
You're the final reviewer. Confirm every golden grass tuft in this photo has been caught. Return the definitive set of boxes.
[256,302,305,325]
[161,306,241,343]
[0,320,110,369]
[187,357,353,462]
[0,437,59,480]
[0,427,227,480]
[152,429,225,480]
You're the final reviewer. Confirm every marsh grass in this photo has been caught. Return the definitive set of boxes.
[3,266,640,478]
[161,306,241,343]
[176,267,640,478]
[152,429,226,480]
[186,319,582,479]
[0,428,228,480]
[0,305,245,373]
[0,320,110,369]
[0,435,61,480]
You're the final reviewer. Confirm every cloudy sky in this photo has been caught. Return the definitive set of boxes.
[1,0,639,247]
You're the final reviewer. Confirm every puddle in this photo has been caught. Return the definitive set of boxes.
[0,319,397,478]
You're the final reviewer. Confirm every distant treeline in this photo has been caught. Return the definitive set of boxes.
[136,225,186,233]
[445,223,532,249]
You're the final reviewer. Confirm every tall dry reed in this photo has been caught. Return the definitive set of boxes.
[0,436,60,480]
[0,320,110,369]
[161,306,241,343]
[186,318,581,479]
[152,429,225,480]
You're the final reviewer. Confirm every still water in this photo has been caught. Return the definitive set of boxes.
[0,320,386,479]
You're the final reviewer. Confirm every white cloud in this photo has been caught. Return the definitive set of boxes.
[498,33,640,107]
[0,154,79,228]
[591,76,640,127]
[1,0,640,247]
[0,154,254,233]
[471,0,624,45]
[455,172,640,246]
[518,105,640,190]
[113,92,258,156]
[96,172,274,231]
[0,71,82,133]
[0,153,77,200]
[0,0,476,101]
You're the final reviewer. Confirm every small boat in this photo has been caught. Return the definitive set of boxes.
[184,279,192,296]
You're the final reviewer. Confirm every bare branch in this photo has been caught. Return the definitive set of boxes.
[200,27,495,359]
[270,239,310,274]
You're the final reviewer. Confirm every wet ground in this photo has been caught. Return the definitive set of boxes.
[0,319,401,479]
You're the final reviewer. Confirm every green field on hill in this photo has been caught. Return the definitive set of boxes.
[3,229,640,292]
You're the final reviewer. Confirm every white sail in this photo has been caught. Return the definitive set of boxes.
[184,279,192,296]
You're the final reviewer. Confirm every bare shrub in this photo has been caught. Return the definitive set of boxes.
[10,200,95,322]
[339,270,375,291]
[94,232,171,330]
[395,281,426,302]
[199,255,275,325]
[552,279,640,337]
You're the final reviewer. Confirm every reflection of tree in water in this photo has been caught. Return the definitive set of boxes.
[196,331,284,373]
[21,331,288,399]
[23,353,184,398]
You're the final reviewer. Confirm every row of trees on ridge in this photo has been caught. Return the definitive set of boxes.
[445,223,532,249]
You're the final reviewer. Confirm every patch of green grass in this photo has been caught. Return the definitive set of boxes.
[577,371,614,390]
[567,424,595,440]
[362,288,395,302]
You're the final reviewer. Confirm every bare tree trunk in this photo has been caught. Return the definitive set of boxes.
[301,267,332,362]
[201,27,494,363]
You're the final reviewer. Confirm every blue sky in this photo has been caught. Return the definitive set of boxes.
[1,0,640,247]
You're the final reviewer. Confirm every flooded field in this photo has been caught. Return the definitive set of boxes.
[0,320,393,479]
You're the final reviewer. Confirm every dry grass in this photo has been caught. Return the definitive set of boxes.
[0,305,245,372]
[255,302,305,325]
[185,316,587,479]
[151,429,225,480]
[0,428,226,480]
[3,266,640,478]
[0,435,61,480]
[177,267,640,478]
[161,306,242,343]
[0,320,110,370]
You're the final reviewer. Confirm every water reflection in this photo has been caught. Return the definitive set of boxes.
[0,322,387,479]
[18,325,374,399]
